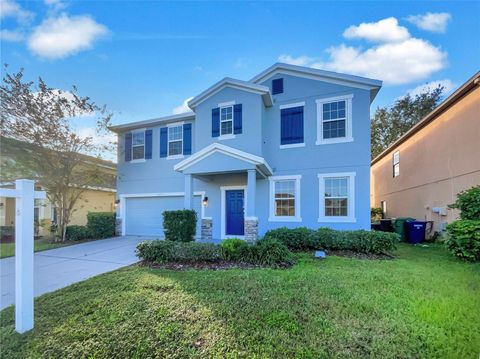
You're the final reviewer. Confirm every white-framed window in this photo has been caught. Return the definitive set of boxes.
[220,105,233,136]
[316,94,353,145]
[318,172,356,222]
[269,175,302,222]
[393,151,400,177]
[132,130,145,160]
[168,125,183,157]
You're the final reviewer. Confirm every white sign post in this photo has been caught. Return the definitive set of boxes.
[0,179,46,333]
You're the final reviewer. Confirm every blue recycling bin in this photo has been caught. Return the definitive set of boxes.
[405,221,427,244]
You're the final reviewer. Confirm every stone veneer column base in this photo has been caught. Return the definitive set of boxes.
[201,218,213,241]
[244,218,258,242]
[115,217,122,236]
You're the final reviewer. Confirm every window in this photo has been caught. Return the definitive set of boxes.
[318,172,356,222]
[280,102,304,147]
[272,78,284,95]
[316,95,353,145]
[132,131,145,160]
[220,106,233,136]
[168,125,183,156]
[393,151,400,177]
[269,175,302,222]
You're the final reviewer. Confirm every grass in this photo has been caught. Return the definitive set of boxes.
[1,244,479,358]
[0,237,104,259]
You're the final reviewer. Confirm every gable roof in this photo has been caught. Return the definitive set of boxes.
[187,77,273,110]
[174,142,273,177]
[109,112,195,133]
[250,63,382,102]
[371,71,480,166]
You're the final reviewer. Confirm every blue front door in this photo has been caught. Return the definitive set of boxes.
[226,190,244,236]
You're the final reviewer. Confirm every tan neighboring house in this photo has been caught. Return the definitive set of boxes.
[0,137,117,236]
[371,72,480,233]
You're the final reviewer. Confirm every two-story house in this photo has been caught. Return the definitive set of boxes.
[110,63,382,241]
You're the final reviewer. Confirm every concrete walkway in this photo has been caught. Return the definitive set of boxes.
[0,236,154,310]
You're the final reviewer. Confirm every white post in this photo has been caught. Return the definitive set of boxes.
[184,174,193,209]
[246,169,256,218]
[15,179,34,333]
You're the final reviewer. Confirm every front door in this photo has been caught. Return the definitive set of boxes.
[226,190,244,236]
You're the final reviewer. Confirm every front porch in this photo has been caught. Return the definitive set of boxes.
[174,143,273,241]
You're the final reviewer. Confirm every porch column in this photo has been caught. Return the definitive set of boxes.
[184,174,193,209]
[245,169,258,241]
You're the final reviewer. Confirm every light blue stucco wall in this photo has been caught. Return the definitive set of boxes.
[116,73,374,239]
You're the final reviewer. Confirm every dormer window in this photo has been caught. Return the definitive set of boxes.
[220,105,233,136]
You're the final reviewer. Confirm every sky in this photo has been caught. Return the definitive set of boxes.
[1,0,479,160]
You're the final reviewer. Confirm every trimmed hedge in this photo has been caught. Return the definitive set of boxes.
[220,238,249,261]
[87,212,115,239]
[446,220,480,262]
[65,225,90,241]
[263,227,314,251]
[136,240,220,263]
[163,210,197,242]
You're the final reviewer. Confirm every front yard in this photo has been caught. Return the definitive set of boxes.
[1,244,478,358]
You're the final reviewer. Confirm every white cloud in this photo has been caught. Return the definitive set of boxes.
[278,17,447,85]
[27,13,110,59]
[0,0,34,25]
[234,58,248,69]
[0,28,24,41]
[406,79,456,97]
[343,17,410,43]
[407,12,451,33]
[77,126,117,161]
[172,97,194,115]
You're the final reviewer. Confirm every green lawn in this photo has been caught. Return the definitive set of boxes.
[1,244,479,358]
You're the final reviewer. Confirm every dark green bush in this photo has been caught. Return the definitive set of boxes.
[448,186,480,220]
[163,210,197,242]
[65,225,90,241]
[136,240,220,263]
[220,238,249,261]
[251,237,295,266]
[264,227,314,251]
[446,220,480,261]
[87,212,115,238]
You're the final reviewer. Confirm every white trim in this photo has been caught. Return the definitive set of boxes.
[279,101,305,110]
[109,113,194,133]
[219,104,234,137]
[218,100,236,107]
[167,123,184,157]
[268,175,302,222]
[279,143,305,149]
[131,129,146,161]
[129,159,146,164]
[220,186,247,239]
[316,94,354,145]
[120,191,206,236]
[166,121,185,127]
[218,134,236,141]
[317,172,356,223]
[166,154,184,160]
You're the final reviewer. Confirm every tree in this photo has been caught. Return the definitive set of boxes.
[371,85,445,159]
[0,66,114,241]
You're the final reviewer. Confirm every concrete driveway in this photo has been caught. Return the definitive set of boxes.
[0,236,154,310]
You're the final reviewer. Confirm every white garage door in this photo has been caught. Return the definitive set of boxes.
[125,195,202,237]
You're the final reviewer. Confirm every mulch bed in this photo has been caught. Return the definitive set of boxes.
[326,250,395,260]
[140,260,291,271]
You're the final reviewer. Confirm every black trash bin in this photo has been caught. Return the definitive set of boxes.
[380,219,393,232]
[405,221,427,244]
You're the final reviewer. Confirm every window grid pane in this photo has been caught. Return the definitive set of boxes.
[324,177,348,217]
[168,140,182,156]
[274,180,296,217]
[322,100,347,139]
[168,126,183,141]
[132,145,144,160]
[221,120,233,135]
[132,131,145,145]
[220,106,233,121]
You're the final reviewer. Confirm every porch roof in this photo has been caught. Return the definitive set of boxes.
[173,143,273,178]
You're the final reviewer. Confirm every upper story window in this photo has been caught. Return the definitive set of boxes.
[220,106,233,136]
[272,78,284,95]
[316,94,353,145]
[269,175,302,222]
[168,125,183,156]
[280,102,305,149]
[132,131,145,160]
[318,172,356,222]
[393,151,400,177]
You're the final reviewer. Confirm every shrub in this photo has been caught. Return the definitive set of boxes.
[251,237,295,266]
[163,210,197,242]
[136,240,220,263]
[445,220,480,261]
[264,227,314,251]
[220,238,249,261]
[371,207,383,222]
[448,186,480,220]
[87,212,115,238]
[65,225,90,241]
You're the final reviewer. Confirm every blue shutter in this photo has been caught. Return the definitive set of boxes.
[233,104,242,134]
[280,106,304,145]
[160,127,168,158]
[145,129,153,159]
[272,78,284,95]
[212,107,220,137]
[183,123,192,155]
[124,133,132,162]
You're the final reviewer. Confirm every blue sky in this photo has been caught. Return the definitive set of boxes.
[1,0,479,158]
